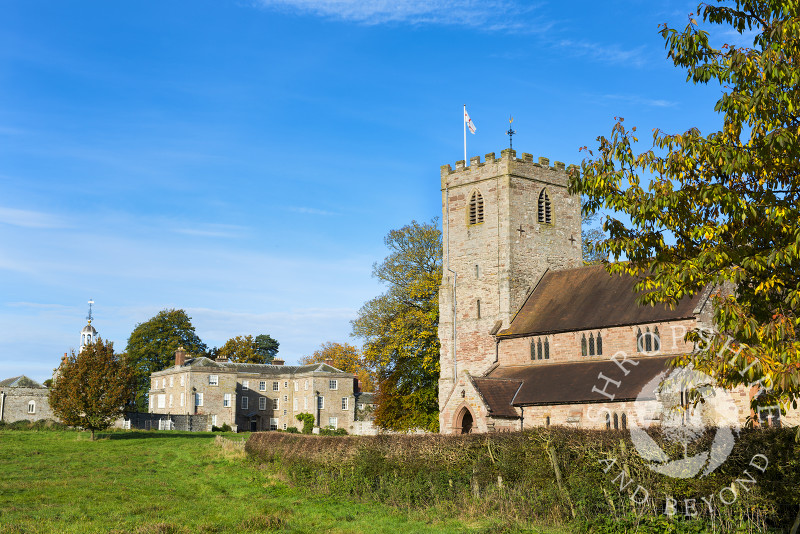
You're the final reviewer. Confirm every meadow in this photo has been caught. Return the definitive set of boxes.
[0,428,560,533]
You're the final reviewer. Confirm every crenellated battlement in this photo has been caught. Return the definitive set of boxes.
[440,149,578,183]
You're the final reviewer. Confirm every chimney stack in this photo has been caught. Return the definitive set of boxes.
[175,346,187,367]
[272,358,284,366]
[323,358,334,368]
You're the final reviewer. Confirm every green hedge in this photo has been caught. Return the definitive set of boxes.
[246,427,800,532]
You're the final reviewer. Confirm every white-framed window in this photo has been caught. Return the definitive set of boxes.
[273,398,279,410]
[259,397,267,410]
[317,396,324,410]
[169,376,174,387]
[180,375,185,386]
[273,381,279,391]
[157,394,166,409]
[195,392,203,407]
[293,398,298,411]
[342,397,348,410]
[242,380,249,391]
[27,400,35,414]
[294,381,298,392]
[259,381,266,391]
[304,379,309,390]
[209,375,219,386]
[169,394,173,408]
[180,393,185,407]
[211,415,217,427]
[328,417,338,430]
[329,379,338,390]
[283,395,288,402]
[269,418,278,431]
[241,396,249,410]
[223,393,231,407]
[284,381,288,388]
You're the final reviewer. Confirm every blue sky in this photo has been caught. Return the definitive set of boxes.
[1,0,730,382]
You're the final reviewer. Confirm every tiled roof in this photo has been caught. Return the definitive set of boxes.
[159,357,352,376]
[0,375,44,388]
[488,355,672,406]
[498,264,707,337]
[471,378,522,418]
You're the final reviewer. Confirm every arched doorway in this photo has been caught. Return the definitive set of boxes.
[458,408,474,434]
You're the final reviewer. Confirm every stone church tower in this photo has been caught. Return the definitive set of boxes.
[438,149,582,430]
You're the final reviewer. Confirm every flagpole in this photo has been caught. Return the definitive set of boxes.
[463,104,467,165]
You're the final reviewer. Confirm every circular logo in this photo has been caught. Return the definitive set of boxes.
[629,366,741,478]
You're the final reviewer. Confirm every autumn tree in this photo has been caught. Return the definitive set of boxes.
[351,220,441,432]
[216,334,279,364]
[572,1,800,413]
[300,341,376,391]
[49,338,135,440]
[126,309,207,411]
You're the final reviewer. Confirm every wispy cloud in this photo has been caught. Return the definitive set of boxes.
[558,40,648,67]
[600,94,678,108]
[172,223,249,239]
[286,206,337,216]
[252,0,542,31]
[0,207,66,229]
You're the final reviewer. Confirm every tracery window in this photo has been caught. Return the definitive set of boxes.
[637,326,661,353]
[468,191,484,225]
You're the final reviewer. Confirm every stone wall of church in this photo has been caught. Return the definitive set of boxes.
[497,319,699,366]
[438,149,581,432]
[522,401,639,430]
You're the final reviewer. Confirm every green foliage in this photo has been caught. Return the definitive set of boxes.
[581,212,606,264]
[285,426,300,434]
[300,341,376,391]
[125,309,207,411]
[351,219,441,433]
[571,1,800,411]
[247,427,800,532]
[319,427,347,436]
[212,422,233,432]
[49,338,136,440]
[42,378,53,388]
[295,412,315,434]
[254,334,280,363]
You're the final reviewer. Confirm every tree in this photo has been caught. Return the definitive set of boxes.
[571,1,800,414]
[300,341,376,391]
[351,220,441,432]
[49,338,135,440]
[126,309,207,411]
[254,334,280,363]
[216,334,280,364]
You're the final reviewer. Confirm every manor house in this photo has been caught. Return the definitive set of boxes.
[149,348,363,433]
[437,148,799,434]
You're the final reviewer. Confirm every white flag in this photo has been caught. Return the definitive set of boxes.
[464,108,476,134]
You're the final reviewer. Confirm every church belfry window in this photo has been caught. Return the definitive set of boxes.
[538,189,552,224]
[468,190,484,225]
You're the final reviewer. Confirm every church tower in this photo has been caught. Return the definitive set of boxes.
[438,149,581,430]
[80,299,97,352]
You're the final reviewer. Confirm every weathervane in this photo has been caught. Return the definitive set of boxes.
[87,299,94,324]
[506,116,516,151]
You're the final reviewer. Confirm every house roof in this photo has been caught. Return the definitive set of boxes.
[471,378,522,418]
[157,357,352,377]
[0,375,44,388]
[487,355,672,406]
[497,264,707,337]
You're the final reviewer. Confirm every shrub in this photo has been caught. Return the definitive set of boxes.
[285,427,300,434]
[319,427,347,436]
[295,413,314,434]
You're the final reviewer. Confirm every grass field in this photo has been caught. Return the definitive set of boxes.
[0,430,560,533]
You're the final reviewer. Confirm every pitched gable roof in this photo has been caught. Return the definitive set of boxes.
[471,378,522,418]
[168,357,351,376]
[0,375,44,388]
[498,264,707,338]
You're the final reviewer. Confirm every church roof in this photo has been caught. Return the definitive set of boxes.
[497,264,707,337]
[487,355,672,406]
[471,378,522,418]
[0,375,44,388]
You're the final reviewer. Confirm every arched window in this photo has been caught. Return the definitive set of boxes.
[545,415,551,427]
[537,339,543,360]
[530,340,536,360]
[613,413,619,430]
[597,332,603,355]
[605,412,611,430]
[468,191,484,225]
[636,328,643,351]
[653,327,661,352]
[621,413,627,430]
[645,327,652,352]
[538,189,552,224]
[27,400,35,414]
[588,333,595,356]
[544,338,550,359]
[581,334,587,356]
[476,299,481,319]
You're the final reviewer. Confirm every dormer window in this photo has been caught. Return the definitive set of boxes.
[468,191,484,225]
[538,189,552,224]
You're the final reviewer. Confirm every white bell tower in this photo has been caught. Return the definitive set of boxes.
[80,299,98,352]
